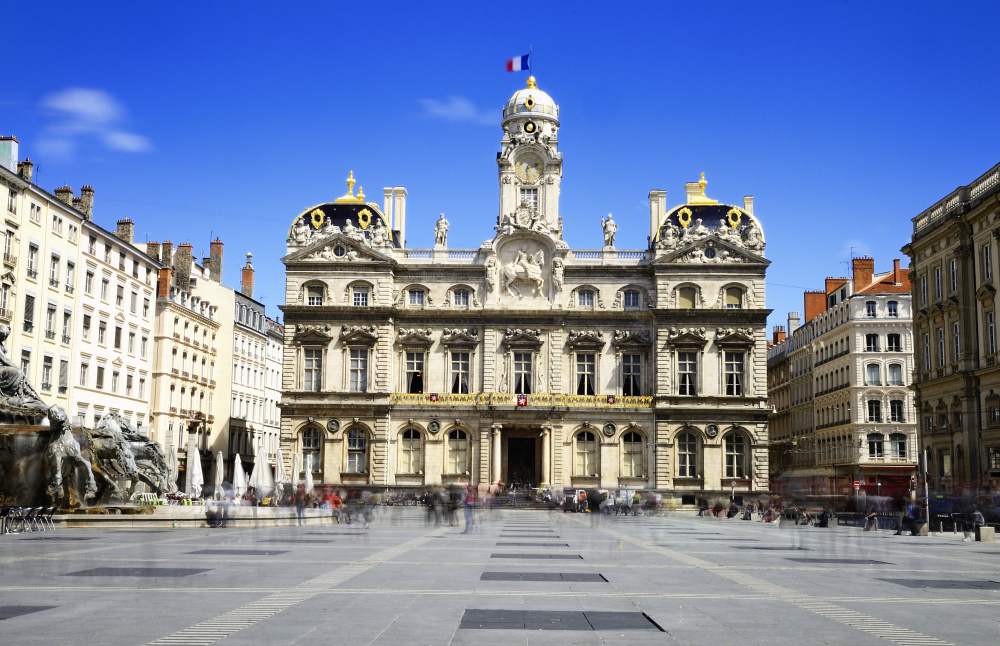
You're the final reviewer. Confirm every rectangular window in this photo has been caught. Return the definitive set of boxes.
[989,312,998,356]
[920,275,928,306]
[126,373,134,395]
[352,288,369,307]
[934,267,942,301]
[865,334,879,352]
[623,290,641,310]
[85,271,94,294]
[519,187,538,211]
[116,284,124,307]
[949,258,958,293]
[79,361,89,386]
[937,328,945,368]
[61,311,71,343]
[576,353,596,396]
[65,261,75,292]
[27,244,38,279]
[888,363,903,385]
[724,351,744,396]
[49,254,60,287]
[45,304,56,339]
[678,351,697,396]
[20,349,30,376]
[138,377,145,398]
[983,244,993,282]
[349,348,368,392]
[450,351,470,394]
[578,289,595,308]
[98,321,107,345]
[453,289,470,307]
[922,333,931,371]
[405,351,424,393]
[866,300,877,317]
[128,331,136,354]
[890,400,905,422]
[114,326,122,349]
[143,298,150,318]
[513,352,533,395]
[408,290,425,306]
[303,348,322,391]
[130,291,138,313]
[622,353,641,396]
[96,365,105,389]
[111,371,119,392]
[888,301,898,317]
[41,356,53,391]
[140,336,148,358]
[101,278,109,301]
[887,333,902,352]
[867,400,882,423]
[940,450,952,477]
[22,294,34,332]
[952,322,960,362]
[82,314,92,340]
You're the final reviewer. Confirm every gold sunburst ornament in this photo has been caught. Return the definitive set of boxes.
[677,207,693,229]
[309,208,325,229]
[726,207,742,229]
[357,208,372,229]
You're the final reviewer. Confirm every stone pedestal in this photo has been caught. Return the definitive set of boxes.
[0,423,54,506]
[976,526,996,542]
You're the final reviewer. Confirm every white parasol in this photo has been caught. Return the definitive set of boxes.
[304,453,314,493]
[188,447,204,499]
[213,451,225,500]
[233,453,247,500]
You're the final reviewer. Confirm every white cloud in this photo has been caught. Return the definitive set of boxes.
[418,96,495,126]
[39,87,152,157]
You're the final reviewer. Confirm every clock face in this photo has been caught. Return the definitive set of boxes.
[516,157,543,183]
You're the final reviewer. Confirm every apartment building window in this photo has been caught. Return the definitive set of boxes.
[98,320,107,345]
[0,284,8,315]
[111,371,119,392]
[866,300,877,317]
[27,244,38,279]
[114,326,122,350]
[676,431,698,478]
[887,333,902,352]
[126,373,134,396]
[349,348,368,392]
[82,314,92,341]
[302,349,324,391]
[104,244,111,263]
[867,400,882,423]
[623,289,641,310]
[575,352,596,396]
[57,359,68,394]
[678,351,697,395]
[450,351,470,394]
[65,261,75,292]
[79,361,89,386]
[405,351,424,393]
[949,258,958,293]
[922,333,931,371]
[138,377,145,398]
[865,334,879,352]
[61,311,71,344]
[890,399,905,422]
[128,331,136,354]
[868,433,884,459]
[130,291,137,313]
[41,356,53,391]
[45,304,56,340]
[352,287,369,307]
[865,364,881,386]
[920,275,928,306]
[622,353,641,396]
[934,266,942,301]
[888,363,903,386]
[6,190,16,214]
[118,253,125,271]
[989,312,998,356]
[23,294,34,332]
[95,365,105,389]
[84,271,94,294]
[983,244,993,282]
[20,349,30,376]
[937,328,945,368]
[49,254,60,287]
[143,298,150,317]
[346,428,367,473]
[724,432,748,479]
[100,278,109,301]
[890,433,907,459]
[724,351,745,396]
[519,187,538,210]
[88,235,97,255]
[888,301,898,317]
[952,322,961,362]
[513,352,533,395]
[116,284,124,307]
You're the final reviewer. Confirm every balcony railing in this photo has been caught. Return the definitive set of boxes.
[389,392,654,409]
[48,278,59,288]
[61,334,70,344]
[44,330,55,340]
[0,307,11,321]
[26,268,37,279]
[64,284,74,294]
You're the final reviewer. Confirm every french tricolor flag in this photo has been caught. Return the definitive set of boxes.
[506,54,530,72]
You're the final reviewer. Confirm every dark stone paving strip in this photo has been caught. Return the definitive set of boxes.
[496,542,570,547]
[491,553,583,560]
[19,537,96,541]
[0,606,57,621]
[480,572,606,582]
[187,549,289,556]
[788,558,890,565]
[257,539,335,544]
[732,546,808,551]
[65,567,211,578]
[459,609,662,631]
[879,578,1000,590]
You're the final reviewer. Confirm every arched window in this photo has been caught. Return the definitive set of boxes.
[304,282,325,306]
[447,429,469,474]
[890,433,907,459]
[724,432,749,479]
[724,286,743,309]
[577,288,595,308]
[865,364,881,385]
[676,431,698,477]
[302,426,321,472]
[622,288,641,311]
[621,431,644,477]
[346,428,367,473]
[868,433,884,459]
[676,286,697,309]
[399,428,423,474]
[574,430,599,476]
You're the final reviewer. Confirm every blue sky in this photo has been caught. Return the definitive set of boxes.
[5,1,999,327]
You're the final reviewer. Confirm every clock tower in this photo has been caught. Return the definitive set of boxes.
[498,76,563,233]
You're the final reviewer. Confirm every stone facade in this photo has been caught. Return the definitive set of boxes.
[903,161,1000,494]
[279,78,770,500]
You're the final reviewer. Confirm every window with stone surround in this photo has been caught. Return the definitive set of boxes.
[450,351,470,394]
[621,431,644,477]
[724,431,749,478]
[513,352,533,395]
[575,352,596,395]
[676,431,699,478]
[399,428,423,474]
[447,429,469,474]
[574,430,598,477]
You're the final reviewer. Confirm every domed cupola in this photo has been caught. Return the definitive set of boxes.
[502,76,559,128]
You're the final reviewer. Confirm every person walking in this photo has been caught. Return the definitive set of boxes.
[462,484,477,533]
[964,508,986,542]
[294,484,307,527]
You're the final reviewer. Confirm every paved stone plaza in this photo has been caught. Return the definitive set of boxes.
[2,509,999,645]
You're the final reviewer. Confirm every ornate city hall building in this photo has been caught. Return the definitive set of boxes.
[279,78,771,500]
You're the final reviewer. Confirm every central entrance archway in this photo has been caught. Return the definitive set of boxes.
[503,428,540,488]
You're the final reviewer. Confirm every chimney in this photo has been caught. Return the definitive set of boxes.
[825,277,847,297]
[393,187,407,248]
[787,311,801,333]
[55,185,74,206]
[146,241,160,260]
[648,189,666,243]
[79,185,94,219]
[160,241,173,267]
[804,291,826,323]
[16,157,33,182]
[114,218,134,244]
[743,195,754,215]
[157,266,172,299]
[852,256,875,292]
[772,325,786,345]
[893,258,901,285]
[209,238,223,282]
[240,252,254,298]
[383,187,394,230]
[175,243,193,290]
[0,136,18,172]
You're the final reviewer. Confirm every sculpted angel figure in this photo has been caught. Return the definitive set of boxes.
[551,257,565,293]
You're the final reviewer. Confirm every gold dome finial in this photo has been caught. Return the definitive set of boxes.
[346,170,356,196]
[335,170,364,203]
[699,171,707,188]
[357,185,365,201]
[526,75,537,88]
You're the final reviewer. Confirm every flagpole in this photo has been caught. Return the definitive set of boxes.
[529,44,534,77]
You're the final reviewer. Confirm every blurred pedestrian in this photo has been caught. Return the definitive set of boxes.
[294,484,307,526]
[462,484,477,533]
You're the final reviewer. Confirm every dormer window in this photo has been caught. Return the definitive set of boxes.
[578,289,595,308]
[408,289,426,307]
[453,288,470,307]
[623,289,641,311]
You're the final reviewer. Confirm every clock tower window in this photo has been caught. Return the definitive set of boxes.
[519,187,539,211]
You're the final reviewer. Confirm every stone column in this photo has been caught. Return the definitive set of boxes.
[491,424,503,485]
[541,426,552,486]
